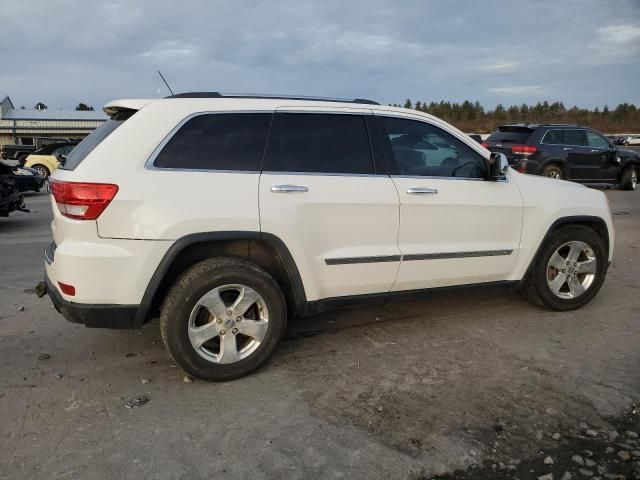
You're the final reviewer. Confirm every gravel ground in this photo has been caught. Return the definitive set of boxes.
[0,188,639,480]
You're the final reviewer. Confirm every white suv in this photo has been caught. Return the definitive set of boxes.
[44,93,614,381]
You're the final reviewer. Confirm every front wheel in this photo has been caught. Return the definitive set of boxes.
[525,225,608,311]
[160,257,287,381]
[619,165,637,191]
[542,164,563,180]
[524,225,607,311]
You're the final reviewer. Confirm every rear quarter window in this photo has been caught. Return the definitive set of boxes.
[153,113,272,171]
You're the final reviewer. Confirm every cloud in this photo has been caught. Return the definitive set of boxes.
[598,24,640,44]
[0,0,638,110]
[480,62,519,73]
[141,41,196,61]
[489,85,544,94]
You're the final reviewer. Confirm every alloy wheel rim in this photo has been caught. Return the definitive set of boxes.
[187,284,269,364]
[34,166,48,178]
[546,241,596,299]
[632,169,637,189]
[547,170,561,179]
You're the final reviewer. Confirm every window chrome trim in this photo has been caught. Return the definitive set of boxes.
[145,110,382,176]
[540,128,587,147]
[262,170,387,178]
[144,110,274,172]
[391,174,509,183]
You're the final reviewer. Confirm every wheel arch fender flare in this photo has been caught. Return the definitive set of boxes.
[522,215,611,281]
[541,158,568,175]
[135,231,308,325]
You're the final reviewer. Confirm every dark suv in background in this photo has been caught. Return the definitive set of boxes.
[484,124,639,190]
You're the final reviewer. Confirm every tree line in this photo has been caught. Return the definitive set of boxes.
[30,102,94,111]
[392,99,640,133]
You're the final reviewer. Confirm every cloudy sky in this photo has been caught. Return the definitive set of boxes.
[1,0,639,111]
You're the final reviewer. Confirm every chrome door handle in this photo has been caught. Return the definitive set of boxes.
[406,187,438,195]
[563,147,572,151]
[270,184,309,193]
[590,149,600,152]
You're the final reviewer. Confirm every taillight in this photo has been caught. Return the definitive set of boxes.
[50,180,118,220]
[511,144,537,155]
[481,142,489,149]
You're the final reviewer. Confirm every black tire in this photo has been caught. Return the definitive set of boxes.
[523,225,607,311]
[619,165,637,191]
[160,257,287,381]
[32,164,50,179]
[542,164,564,180]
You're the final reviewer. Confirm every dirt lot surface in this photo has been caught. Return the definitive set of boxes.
[1,189,639,480]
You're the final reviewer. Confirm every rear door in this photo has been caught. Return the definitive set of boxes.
[258,108,401,301]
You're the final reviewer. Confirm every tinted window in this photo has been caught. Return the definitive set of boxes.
[263,113,374,174]
[486,126,533,144]
[61,110,135,171]
[563,129,585,146]
[381,117,486,178]
[542,129,586,146]
[154,113,271,171]
[586,131,610,149]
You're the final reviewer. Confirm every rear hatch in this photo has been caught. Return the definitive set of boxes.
[484,125,535,164]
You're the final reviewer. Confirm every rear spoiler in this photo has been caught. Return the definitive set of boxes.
[103,99,154,118]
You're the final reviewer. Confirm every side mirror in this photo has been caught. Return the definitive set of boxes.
[487,152,509,179]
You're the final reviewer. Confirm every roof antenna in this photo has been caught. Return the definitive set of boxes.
[157,70,174,96]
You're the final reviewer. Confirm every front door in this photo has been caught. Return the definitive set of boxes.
[374,114,524,291]
[259,109,401,301]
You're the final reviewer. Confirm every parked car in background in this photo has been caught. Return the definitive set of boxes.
[24,141,78,178]
[624,135,640,146]
[10,165,45,192]
[484,124,640,190]
[0,161,26,216]
[0,144,37,164]
[45,93,614,381]
[606,135,627,145]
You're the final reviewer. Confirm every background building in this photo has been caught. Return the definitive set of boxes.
[0,95,106,148]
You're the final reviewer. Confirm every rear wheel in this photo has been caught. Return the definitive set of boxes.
[160,257,287,381]
[543,164,563,180]
[32,164,50,179]
[524,225,607,311]
[619,165,637,191]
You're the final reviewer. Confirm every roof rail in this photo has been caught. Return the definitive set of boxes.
[165,92,379,105]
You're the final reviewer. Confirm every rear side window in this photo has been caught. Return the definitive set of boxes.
[541,129,586,146]
[60,111,133,171]
[263,113,374,174]
[486,126,533,144]
[154,113,272,171]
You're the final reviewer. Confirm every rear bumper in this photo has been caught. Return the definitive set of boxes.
[45,272,141,329]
